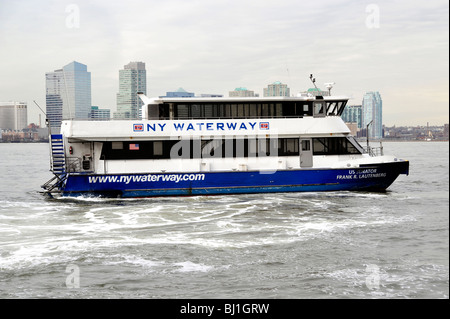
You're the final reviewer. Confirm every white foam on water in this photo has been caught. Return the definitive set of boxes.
[0,189,426,274]
[105,254,164,269]
[173,261,213,273]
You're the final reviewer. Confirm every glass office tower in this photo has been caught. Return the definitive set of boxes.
[114,62,147,119]
[45,61,91,130]
[362,91,383,139]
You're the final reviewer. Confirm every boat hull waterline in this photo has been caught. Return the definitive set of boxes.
[56,161,409,198]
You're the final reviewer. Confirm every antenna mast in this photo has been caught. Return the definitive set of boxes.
[309,74,320,94]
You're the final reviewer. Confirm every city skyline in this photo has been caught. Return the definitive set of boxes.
[0,0,448,127]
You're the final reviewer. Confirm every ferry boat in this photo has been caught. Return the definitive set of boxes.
[42,88,409,198]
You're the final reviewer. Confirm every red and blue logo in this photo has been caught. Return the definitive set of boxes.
[259,122,269,130]
[133,124,144,132]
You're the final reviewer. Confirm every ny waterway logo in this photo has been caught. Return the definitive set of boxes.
[133,123,144,132]
[260,122,269,130]
[132,121,271,133]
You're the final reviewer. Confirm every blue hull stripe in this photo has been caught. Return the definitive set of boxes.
[60,161,409,197]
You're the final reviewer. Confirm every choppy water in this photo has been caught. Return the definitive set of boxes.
[0,142,448,299]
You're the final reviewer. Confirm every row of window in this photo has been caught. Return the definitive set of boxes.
[150,101,347,120]
[100,137,361,160]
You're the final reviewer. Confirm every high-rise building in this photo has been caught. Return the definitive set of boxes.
[341,105,363,129]
[229,87,258,97]
[114,62,147,119]
[263,81,290,97]
[0,101,27,131]
[90,106,110,120]
[362,91,383,139]
[45,61,91,130]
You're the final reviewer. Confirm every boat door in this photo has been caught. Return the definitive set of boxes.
[300,139,313,167]
[81,142,94,172]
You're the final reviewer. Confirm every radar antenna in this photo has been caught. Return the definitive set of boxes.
[324,82,335,96]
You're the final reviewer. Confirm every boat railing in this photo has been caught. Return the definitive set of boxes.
[364,142,384,157]
[66,157,82,172]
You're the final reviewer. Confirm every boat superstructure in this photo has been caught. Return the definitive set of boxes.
[42,92,409,197]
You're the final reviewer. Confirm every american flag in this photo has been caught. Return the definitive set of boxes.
[129,143,139,150]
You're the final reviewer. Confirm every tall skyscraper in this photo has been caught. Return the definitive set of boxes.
[362,91,383,139]
[45,61,91,130]
[0,101,27,130]
[263,81,290,97]
[114,62,147,119]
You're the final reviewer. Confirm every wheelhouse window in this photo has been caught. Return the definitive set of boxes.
[314,102,326,117]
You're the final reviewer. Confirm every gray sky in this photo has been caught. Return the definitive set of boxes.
[0,0,448,126]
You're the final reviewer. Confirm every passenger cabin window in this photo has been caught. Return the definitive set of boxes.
[153,141,163,156]
[313,137,360,155]
[100,137,360,160]
[111,142,123,150]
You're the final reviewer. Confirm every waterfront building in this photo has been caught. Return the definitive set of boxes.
[229,87,258,97]
[0,101,27,131]
[263,81,290,97]
[90,106,110,120]
[341,105,363,129]
[362,92,383,139]
[45,61,91,130]
[161,88,194,98]
[114,62,147,119]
